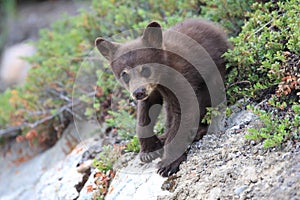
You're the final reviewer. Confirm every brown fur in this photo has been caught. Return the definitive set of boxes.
[95,19,231,177]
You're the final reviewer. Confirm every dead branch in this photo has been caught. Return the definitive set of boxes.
[0,91,96,138]
[226,80,252,89]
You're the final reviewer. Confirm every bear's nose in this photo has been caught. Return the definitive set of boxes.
[133,88,147,100]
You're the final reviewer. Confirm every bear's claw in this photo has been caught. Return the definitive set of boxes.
[157,153,187,177]
[139,149,163,163]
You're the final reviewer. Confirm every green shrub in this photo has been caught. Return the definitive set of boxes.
[200,0,257,36]
[225,0,300,104]
[0,12,97,138]
[105,99,164,153]
[125,135,140,153]
[246,102,300,148]
[93,145,122,172]
[0,90,13,126]
[92,0,200,33]
[105,100,136,141]
[213,0,300,149]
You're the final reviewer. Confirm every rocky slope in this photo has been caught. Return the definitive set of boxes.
[158,110,300,200]
[1,103,299,200]
[104,107,300,200]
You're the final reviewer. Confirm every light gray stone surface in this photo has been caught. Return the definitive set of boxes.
[0,43,35,87]
[105,156,171,200]
[0,122,98,200]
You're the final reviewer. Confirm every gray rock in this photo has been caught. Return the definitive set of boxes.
[34,139,94,200]
[78,169,99,200]
[0,124,76,200]
[234,185,248,195]
[0,43,35,88]
[208,187,222,200]
[105,156,171,200]
[0,122,99,200]
[226,109,257,130]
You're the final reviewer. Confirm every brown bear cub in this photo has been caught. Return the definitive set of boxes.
[95,19,231,177]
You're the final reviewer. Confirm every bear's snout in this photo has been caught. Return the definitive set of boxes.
[133,87,147,100]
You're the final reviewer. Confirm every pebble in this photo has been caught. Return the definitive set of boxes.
[287,181,294,187]
[77,160,93,173]
[278,177,284,183]
[251,176,258,183]
[282,152,291,159]
[234,185,248,195]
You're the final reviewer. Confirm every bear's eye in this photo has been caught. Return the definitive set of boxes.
[141,65,151,78]
[120,71,130,84]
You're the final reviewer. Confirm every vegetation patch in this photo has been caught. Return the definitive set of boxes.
[222,0,300,148]
[247,101,300,148]
[225,0,300,104]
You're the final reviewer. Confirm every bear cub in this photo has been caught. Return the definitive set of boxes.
[95,19,231,177]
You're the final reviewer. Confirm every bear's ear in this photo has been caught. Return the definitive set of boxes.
[95,37,120,61]
[142,21,162,48]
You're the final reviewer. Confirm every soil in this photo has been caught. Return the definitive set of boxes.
[158,111,300,200]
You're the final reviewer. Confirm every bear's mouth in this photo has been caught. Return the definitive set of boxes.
[132,83,157,101]
[132,88,148,100]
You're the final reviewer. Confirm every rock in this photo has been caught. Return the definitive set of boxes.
[208,187,222,200]
[77,169,99,200]
[1,99,300,200]
[0,123,78,200]
[77,159,93,173]
[34,121,105,200]
[34,141,90,200]
[0,122,99,200]
[226,109,257,130]
[105,156,171,200]
[234,185,248,195]
[158,103,300,200]
[0,43,35,88]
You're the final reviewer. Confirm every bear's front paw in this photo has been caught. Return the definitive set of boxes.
[157,153,187,177]
[139,135,164,163]
[139,148,163,163]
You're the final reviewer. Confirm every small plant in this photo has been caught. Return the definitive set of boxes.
[201,105,230,125]
[105,99,166,153]
[202,107,221,124]
[246,103,300,148]
[154,116,165,135]
[125,135,140,153]
[91,145,121,200]
[0,89,13,127]
[93,145,122,172]
[89,168,115,200]
[105,99,136,140]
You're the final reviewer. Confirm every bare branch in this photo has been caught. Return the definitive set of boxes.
[226,81,252,89]
[0,91,96,138]
[0,126,22,138]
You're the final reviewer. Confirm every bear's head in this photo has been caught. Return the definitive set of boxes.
[95,22,164,101]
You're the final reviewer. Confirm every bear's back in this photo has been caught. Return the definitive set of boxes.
[163,19,230,77]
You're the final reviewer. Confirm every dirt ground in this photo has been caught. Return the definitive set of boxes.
[158,110,300,200]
